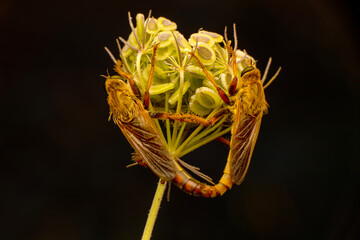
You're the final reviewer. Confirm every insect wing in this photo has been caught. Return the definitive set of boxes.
[119,106,177,181]
[229,112,263,185]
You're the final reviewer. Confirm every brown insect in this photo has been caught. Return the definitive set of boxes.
[189,25,281,185]
[105,44,233,197]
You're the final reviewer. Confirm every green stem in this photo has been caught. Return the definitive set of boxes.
[187,116,227,147]
[174,121,187,149]
[178,126,231,158]
[141,180,167,240]
[174,107,219,156]
[165,92,171,145]
[171,70,184,150]
[136,52,144,91]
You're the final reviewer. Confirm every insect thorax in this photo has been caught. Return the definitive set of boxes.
[238,82,267,116]
[106,79,138,123]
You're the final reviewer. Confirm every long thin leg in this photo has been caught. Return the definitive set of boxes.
[114,60,140,98]
[217,136,230,146]
[189,52,230,105]
[143,43,160,109]
[227,43,239,96]
[149,108,229,127]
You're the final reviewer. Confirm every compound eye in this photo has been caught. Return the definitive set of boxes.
[240,66,255,77]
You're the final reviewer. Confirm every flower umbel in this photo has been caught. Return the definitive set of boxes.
[106,12,256,155]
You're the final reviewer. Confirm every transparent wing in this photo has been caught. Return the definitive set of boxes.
[229,111,263,185]
[118,103,177,181]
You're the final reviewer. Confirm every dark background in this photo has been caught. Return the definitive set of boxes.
[1,0,359,239]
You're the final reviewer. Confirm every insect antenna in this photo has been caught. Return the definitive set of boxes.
[104,47,117,64]
[263,66,281,89]
[261,57,281,89]
[261,57,272,84]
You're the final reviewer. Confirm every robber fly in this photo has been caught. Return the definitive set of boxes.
[189,24,281,186]
[105,42,234,197]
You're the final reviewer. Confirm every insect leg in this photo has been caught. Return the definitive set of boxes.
[189,51,231,105]
[143,43,160,109]
[172,157,233,198]
[113,60,141,98]
[217,136,230,146]
[227,42,239,96]
[149,108,229,127]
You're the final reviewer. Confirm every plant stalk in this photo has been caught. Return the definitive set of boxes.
[141,180,167,240]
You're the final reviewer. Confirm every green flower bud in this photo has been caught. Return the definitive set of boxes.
[136,13,145,42]
[194,42,216,65]
[155,31,174,48]
[198,30,224,43]
[157,17,177,31]
[193,87,222,109]
[189,33,215,47]
[189,95,212,116]
[146,17,159,34]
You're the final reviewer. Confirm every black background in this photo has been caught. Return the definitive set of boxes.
[1,0,359,239]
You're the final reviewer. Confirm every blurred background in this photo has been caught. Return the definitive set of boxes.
[1,0,359,239]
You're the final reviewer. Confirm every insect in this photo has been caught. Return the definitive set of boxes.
[189,26,281,186]
[105,12,280,197]
[106,75,176,181]
[105,44,233,197]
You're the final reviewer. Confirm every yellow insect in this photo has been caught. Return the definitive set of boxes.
[189,29,281,186]
[105,45,232,197]
[105,12,280,196]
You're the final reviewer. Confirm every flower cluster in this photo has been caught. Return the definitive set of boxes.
[117,13,255,116]
[108,12,256,155]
